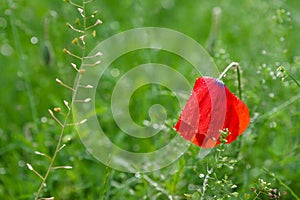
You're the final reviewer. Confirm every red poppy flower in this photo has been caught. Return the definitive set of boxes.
[174,76,250,148]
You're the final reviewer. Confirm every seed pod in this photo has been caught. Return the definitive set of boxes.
[43,41,53,66]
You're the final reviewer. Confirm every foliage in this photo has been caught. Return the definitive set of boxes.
[1,0,300,199]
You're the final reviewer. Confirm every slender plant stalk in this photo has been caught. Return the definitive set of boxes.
[199,64,245,199]
[252,66,300,123]
[288,72,300,88]
[142,174,173,200]
[35,108,72,199]
[200,165,213,200]
[205,7,222,55]
[254,93,300,123]
[218,62,242,99]
[101,167,112,200]
[264,168,300,200]
[285,70,300,88]
[34,0,101,199]
[8,0,39,133]
[217,62,244,159]
[253,190,263,200]
[277,66,300,88]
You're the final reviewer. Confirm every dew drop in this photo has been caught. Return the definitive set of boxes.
[269,121,277,128]
[129,189,135,195]
[0,17,7,29]
[269,93,275,98]
[269,71,276,79]
[18,160,25,167]
[135,172,141,179]
[142,120,151,126]
[109,21,120,30]
[219,48,226,54]
[110,68,120,77]
[161,0,174,9]
[293,56,300,64]
[188,184,195,190]
[0,168,6,175]
[30,36,38,44]
[132,144,140,151]
[17,71,23,77]
[50,10,58,18]
[41,116,47,123]
[253,112,260,119]
[1,43,14,56]
[152,123,159,129]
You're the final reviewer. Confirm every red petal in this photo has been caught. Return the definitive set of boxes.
[174,76,250,148]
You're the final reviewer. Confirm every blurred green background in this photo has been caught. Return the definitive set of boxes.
[1,0,300,199]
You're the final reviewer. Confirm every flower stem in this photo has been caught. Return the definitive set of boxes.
[286,69,300,88]
[218,62,244,159]
[218,62,242,100]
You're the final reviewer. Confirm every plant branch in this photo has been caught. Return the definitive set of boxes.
[264,168,300,200]
[218,62,242,100]
[34,0,95,198]
[277,66,300,88]
[8,0,39,133]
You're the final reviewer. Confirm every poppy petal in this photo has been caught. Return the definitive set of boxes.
[174,76,250,148]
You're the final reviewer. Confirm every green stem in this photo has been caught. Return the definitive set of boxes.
[218,62,242,100]
[35,49,85,200]
[263,168,300,200]
[253,189,263,200]
[34,107,72,199]
[218,62,243,159]
[286,70,300,88]
[205,7,222,55]
[8,0,39,133]
[35,0,88,198]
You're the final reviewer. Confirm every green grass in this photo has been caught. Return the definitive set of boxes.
[1,0,300,199]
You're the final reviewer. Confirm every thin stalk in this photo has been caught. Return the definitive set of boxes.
[253,190,263,200]
[218,62,243,159]
[218,62,242,99]
[286,69,300,88]
[200,165,213,200]
[81,1,87,60]
[8,0,39,133]
[205,7,222,55]
[254,93,300,123]
[34,0,88,198]
[277,66,300,88]
[101,166,112,200]
[264,168,300,200]
[35,73,83,199]
[35,102,71,199]
[142,174,173,200]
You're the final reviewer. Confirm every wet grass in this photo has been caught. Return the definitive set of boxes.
[1,0,300,199]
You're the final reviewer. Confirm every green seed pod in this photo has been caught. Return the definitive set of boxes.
[43,41,53,66]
